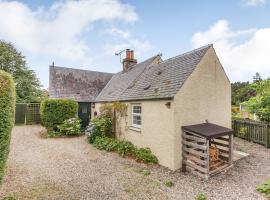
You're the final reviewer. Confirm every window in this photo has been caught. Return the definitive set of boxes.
[81,105,88,114]
[132,104,141,128]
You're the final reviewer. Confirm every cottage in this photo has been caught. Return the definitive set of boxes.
[49,65,113,127]
[93,45,231,171]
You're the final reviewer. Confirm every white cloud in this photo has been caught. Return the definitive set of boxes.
[243,0,266,6]
[191,20,270,82]
[0,0,138,63]
[104,27,152,57]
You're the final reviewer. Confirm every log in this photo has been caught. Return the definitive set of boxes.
[183,147,207,158]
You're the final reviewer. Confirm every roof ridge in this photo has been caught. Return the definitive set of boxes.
[162,44,212,63]
[51,65,114,75]
[119,55,160,96]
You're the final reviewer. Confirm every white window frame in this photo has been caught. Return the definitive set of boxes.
[131,104,142,129]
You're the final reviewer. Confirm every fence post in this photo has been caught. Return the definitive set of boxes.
[267,125,270,148]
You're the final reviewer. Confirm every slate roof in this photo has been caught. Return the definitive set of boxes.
[49,66,113,102]
[96,44,212,102]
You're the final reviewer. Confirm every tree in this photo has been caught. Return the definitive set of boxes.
[0,40,43,103]
[253,72,262,83]
[243,80,270,122]
[231,81,256,105]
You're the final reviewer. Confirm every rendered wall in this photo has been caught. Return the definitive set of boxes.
[172,46,231,170]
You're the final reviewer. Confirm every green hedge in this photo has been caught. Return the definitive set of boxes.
[0,70,15,185]
[40,99,78,130]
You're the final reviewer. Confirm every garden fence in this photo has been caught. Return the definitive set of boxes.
[232,119,270,148]
[15,103,40,125]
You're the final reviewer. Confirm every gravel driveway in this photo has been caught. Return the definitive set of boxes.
[0,125,269,200]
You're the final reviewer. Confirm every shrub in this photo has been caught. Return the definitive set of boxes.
[87,115,112,143]
[196,192,207,200]
[91,136,158,164]
[134,147,158,164]
[256,178,270,198]
[40,99,78,130]
[58,118,81,136]
[117,140,136,157]
[0,70,15,185]
[93,136,119,151]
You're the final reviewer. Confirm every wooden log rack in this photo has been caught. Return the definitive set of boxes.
[182,122,234,179]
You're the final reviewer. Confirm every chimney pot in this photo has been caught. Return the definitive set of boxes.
[123,49,137,72]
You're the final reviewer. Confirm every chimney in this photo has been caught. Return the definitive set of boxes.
[123,49,137,72]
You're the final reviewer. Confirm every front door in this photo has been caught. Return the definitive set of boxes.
[78,102,91,128]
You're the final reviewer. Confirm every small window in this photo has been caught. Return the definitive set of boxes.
[132,104,141,128]
[82,105,88,114]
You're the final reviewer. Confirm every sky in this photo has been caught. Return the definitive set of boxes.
[0,0,270,88]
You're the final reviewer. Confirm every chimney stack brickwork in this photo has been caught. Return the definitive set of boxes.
[123,49,137,72]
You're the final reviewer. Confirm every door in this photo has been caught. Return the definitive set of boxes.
[78,102,91,128]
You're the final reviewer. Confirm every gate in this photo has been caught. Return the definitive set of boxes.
[15,104,27,124]
[15,103,41,125]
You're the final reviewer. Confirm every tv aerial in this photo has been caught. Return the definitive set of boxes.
[115,49,126,63]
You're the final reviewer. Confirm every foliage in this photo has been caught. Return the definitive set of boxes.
[196,192,207,200]
[164,180,174,187]
[92,136,119,151]
[58,118,81,136]
[134,147,158,164]
[99,102,128,137]
[91,136,158,164]
[243,80,270,122]
[40,99,78,130]
[117,140,136,157]
[238,127,247,138]
[256,178,270,198]
[0,40,43,103]
[231,81,256,106]
[253,72,262,83]
[99,101,128,118]
[0,70,16,185]
[87,115,112,143]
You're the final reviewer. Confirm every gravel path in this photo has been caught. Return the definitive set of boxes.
[0,125,269,200]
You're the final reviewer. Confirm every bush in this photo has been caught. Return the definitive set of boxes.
[40,99,78,130]
[0,70,15,185]
[91,136,158,164]
[87,115,112,143]
[58,118,81,136]
[93,136,119,151]
[134,147,158,164]
[117,140,136,157]
[256,178,270,198]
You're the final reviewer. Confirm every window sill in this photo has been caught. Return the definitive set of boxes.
[129,126,141,132]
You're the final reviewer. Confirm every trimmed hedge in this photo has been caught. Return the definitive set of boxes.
[0,70,15,185]
[40,99,78,130]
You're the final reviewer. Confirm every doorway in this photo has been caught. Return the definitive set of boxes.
[78,102,91,128]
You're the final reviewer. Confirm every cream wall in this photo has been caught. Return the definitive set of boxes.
[172,46,231,170]
[93,100,176,169]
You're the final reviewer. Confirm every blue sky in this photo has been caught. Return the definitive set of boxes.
[0,0,270,88]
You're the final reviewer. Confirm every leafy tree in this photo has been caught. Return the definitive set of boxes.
[243,80,270,122]
[0,40,43,102]
[253,72,262,83]
[231,81,256,105]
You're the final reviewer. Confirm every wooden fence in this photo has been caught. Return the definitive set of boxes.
[232,119,270,148]
[15,103,41,125]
